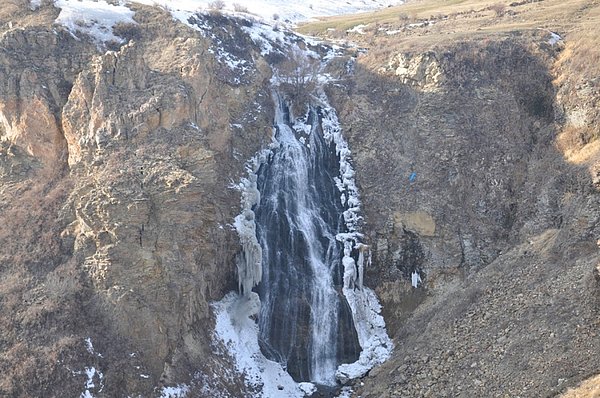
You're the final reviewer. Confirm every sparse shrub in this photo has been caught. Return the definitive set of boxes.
[208,0,225,10]
[277,47,320,107]
[233,3,248,13]
[490,3,506,17]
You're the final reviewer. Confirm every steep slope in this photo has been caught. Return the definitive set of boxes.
[304,0,600,396]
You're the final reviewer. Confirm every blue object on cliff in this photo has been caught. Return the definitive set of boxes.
[409,172,417,183]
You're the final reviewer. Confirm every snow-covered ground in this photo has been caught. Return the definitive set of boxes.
[130,0,401,24]
[32,0,402,46]
[213,292,309,398]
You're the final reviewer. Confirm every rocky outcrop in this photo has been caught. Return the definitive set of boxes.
[0,3,274,397]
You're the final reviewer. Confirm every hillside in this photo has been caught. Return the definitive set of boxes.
[302,0,600,396]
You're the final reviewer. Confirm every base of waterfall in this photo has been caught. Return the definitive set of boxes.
[212,289,392,397]
[212,292,308,397]
[336,287,393,383]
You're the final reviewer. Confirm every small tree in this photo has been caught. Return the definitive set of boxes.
[277,47,320,106]
[233,3,248,13]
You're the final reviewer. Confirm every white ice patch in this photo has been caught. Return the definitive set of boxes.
[54,0,136,45]
[298,382,317,395]
[293,119,312,136]
[213,292,306,397]
[336,287,392,383]
[411,271,422,288]
[159,384,190,398]
[29,0,41,10]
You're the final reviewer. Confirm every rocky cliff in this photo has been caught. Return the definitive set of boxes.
[312,0,600,396]
[0,2,273,396]
[0,0,599,397]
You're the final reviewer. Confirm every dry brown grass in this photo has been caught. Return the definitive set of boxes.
[561,374,600,398]
[300,0,600,174]
[299,0,597,53]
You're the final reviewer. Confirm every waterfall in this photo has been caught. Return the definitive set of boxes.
[215,89,392,397]
[254,93,361,386]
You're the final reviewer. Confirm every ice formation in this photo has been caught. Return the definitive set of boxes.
[233,174,262,297]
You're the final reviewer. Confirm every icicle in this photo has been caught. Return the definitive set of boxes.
[234,209,262,296]
[411,271,422,288]
[233,171,263,297]
[356,243,370,290]
[342,242,356,289]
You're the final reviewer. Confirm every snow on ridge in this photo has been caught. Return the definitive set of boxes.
[33,0,402,46]
[53,0,136,45]
[126,0,402,24]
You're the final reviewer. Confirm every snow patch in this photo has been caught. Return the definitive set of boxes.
[124,0,402,24]
[213,292,306,397]
[411,271,422,288]
[53,0,136,45]
[84,337,104,358]
[298,382,317,395]
[159,384,190,398]
[347,24,368,35]
[80,366,104,398]
[548,31,562,45]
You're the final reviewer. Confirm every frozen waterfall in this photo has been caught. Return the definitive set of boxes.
[254,94,361,386]
[218,90,392,395]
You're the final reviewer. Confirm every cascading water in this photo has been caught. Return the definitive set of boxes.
[215,84,391,398]
[203,20,392,398]
[254,94,361,386]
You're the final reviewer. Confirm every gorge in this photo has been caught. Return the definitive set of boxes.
[0,0,599,397]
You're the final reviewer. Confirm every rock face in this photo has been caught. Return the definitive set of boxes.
[326,29,600,398]
[0,3,274,397]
